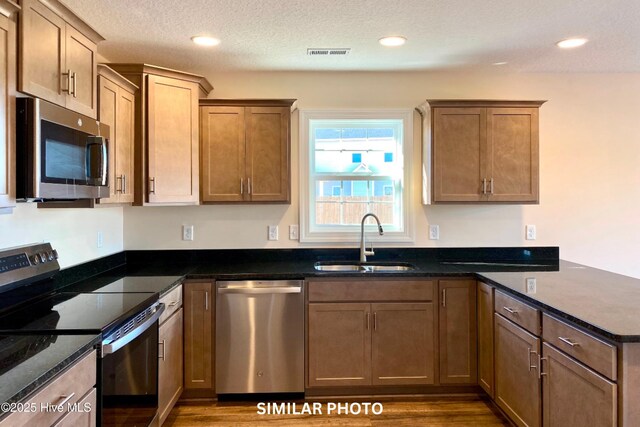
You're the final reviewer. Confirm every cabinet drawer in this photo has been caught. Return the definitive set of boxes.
[542,314,617,381]
[494,290,540,335]
[52,388,96,427]
[308,279,435,302]
[0,350,96,427]
[160,283,183,324]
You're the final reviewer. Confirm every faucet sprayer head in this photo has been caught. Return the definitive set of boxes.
[378,225,384,235]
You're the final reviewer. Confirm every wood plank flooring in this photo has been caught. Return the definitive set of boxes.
[164,396,510,426]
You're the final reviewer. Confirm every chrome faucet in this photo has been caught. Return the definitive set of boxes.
[360,213,384,263]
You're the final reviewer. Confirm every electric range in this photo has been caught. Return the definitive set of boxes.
[0,243,164,427]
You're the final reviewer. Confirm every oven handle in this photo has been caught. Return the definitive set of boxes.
[101,303,165,358]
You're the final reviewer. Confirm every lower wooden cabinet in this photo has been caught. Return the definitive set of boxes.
[158,307,183,425]
[183,281,214,393]
[52,388,96,427]
[542,342,616,427]
[477,281,495,396]
[438,280,477,384]
[494,313,541,427]
[307,301,436,388]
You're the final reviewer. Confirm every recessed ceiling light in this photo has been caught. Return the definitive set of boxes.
[556,38,588,49]
[492,61,508,66]
[379,36,407,47]
[191,36,220,47]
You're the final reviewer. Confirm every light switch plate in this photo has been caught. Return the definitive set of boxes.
[289,225,299,240]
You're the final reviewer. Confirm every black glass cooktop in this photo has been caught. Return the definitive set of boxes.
[0,292,157,336]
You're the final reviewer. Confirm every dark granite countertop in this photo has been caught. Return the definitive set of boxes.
[0,334,100,408]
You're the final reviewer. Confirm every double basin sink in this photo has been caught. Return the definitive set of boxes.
[314,261,416,272]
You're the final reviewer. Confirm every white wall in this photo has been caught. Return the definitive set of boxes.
[124,70,640,279]
[0,204,124,268]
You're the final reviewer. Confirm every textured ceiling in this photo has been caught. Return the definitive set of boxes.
[61,0,640,73]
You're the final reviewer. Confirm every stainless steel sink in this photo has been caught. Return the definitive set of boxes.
[314,262,416,272]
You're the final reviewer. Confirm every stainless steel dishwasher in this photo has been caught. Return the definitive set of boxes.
[216,280,304,393]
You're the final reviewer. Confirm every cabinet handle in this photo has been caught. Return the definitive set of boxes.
[62,69,72,94]
[205,291,209,310]
[149,177,156,194]
[489,178,494,195]
[240,178,244,195]
[71,72,77,98]
[538,353,547,378]
[55,393,76,407]
[503,306,518,315]
[481,178,487,194]
[122,174,127,194]
[373,312,377,331]
[115,175,123,193]
[366,312,370,330]
[159,340,166,360]
[442,289,446,307]
[558,336,580,347]
[247,177,252,195]
[168,300,179,307]
[527,347,537,371]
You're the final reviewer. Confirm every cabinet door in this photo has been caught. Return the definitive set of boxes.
[371,303,435,385]
[477,281,495,397]
[245,106,290,202]
[307,303,371,387]
[542,343,616,427]
[147,74,199,204]
[495,314,541,427]
[0,11,15,211]
[116,89,135,203]
[97,76,119,202]
[158,308,184,426]
[200,106,246,202]
[18,0,66,106]
[184,282,213,390]
[64,25,97,118]
[439,280,477,384]
[51,388,96,427]
[432,107,487,202]
[486,108,539,202]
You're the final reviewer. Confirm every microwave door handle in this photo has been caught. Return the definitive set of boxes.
[85,137,108,185]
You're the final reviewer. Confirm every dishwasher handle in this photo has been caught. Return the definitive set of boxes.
[217,286,302,295]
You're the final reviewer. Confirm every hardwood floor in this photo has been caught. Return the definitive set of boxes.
[164,396,510,426]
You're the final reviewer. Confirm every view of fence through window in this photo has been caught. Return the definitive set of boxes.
[311,122,403,227]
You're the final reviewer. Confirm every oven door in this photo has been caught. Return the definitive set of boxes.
[100,303,164,427]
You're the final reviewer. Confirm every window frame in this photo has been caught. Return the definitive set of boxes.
[299,109,414,243]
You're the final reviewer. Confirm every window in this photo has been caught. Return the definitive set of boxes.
[299,110,413,242]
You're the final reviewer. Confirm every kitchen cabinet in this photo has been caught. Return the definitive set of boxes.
[494,313,541,427]
[200,99,295,203]
[438,280,477,384]
[428,100,544,203]
[108,64,213,206]
[542,342,616,427]
[158,285,183,426]
[19,0,102,118]
[0,350,96,427]
[183,280,214,395]
[0,1,17,213]
[477,281,495,397]
[307,279,436,389]
[97,64,137,204]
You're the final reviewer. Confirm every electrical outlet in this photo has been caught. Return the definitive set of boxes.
[526,277,537,294]
[526,224,536,240]
[268,225,279,241]
[182,225,194,241]
[289,225,299,240]
[429,225,440,240]
[96,231,104,248]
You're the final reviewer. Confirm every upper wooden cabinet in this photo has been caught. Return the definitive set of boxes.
[427,100,545,204]
[0,1,18,213]
[108,64,213,205]
[97,65,137,204]
[200,99,295,203]
[18,0,102,118]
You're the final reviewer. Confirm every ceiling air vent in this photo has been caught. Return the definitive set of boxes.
[307,48,351,56]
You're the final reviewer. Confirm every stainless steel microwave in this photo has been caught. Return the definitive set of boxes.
[16,98,110,200]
